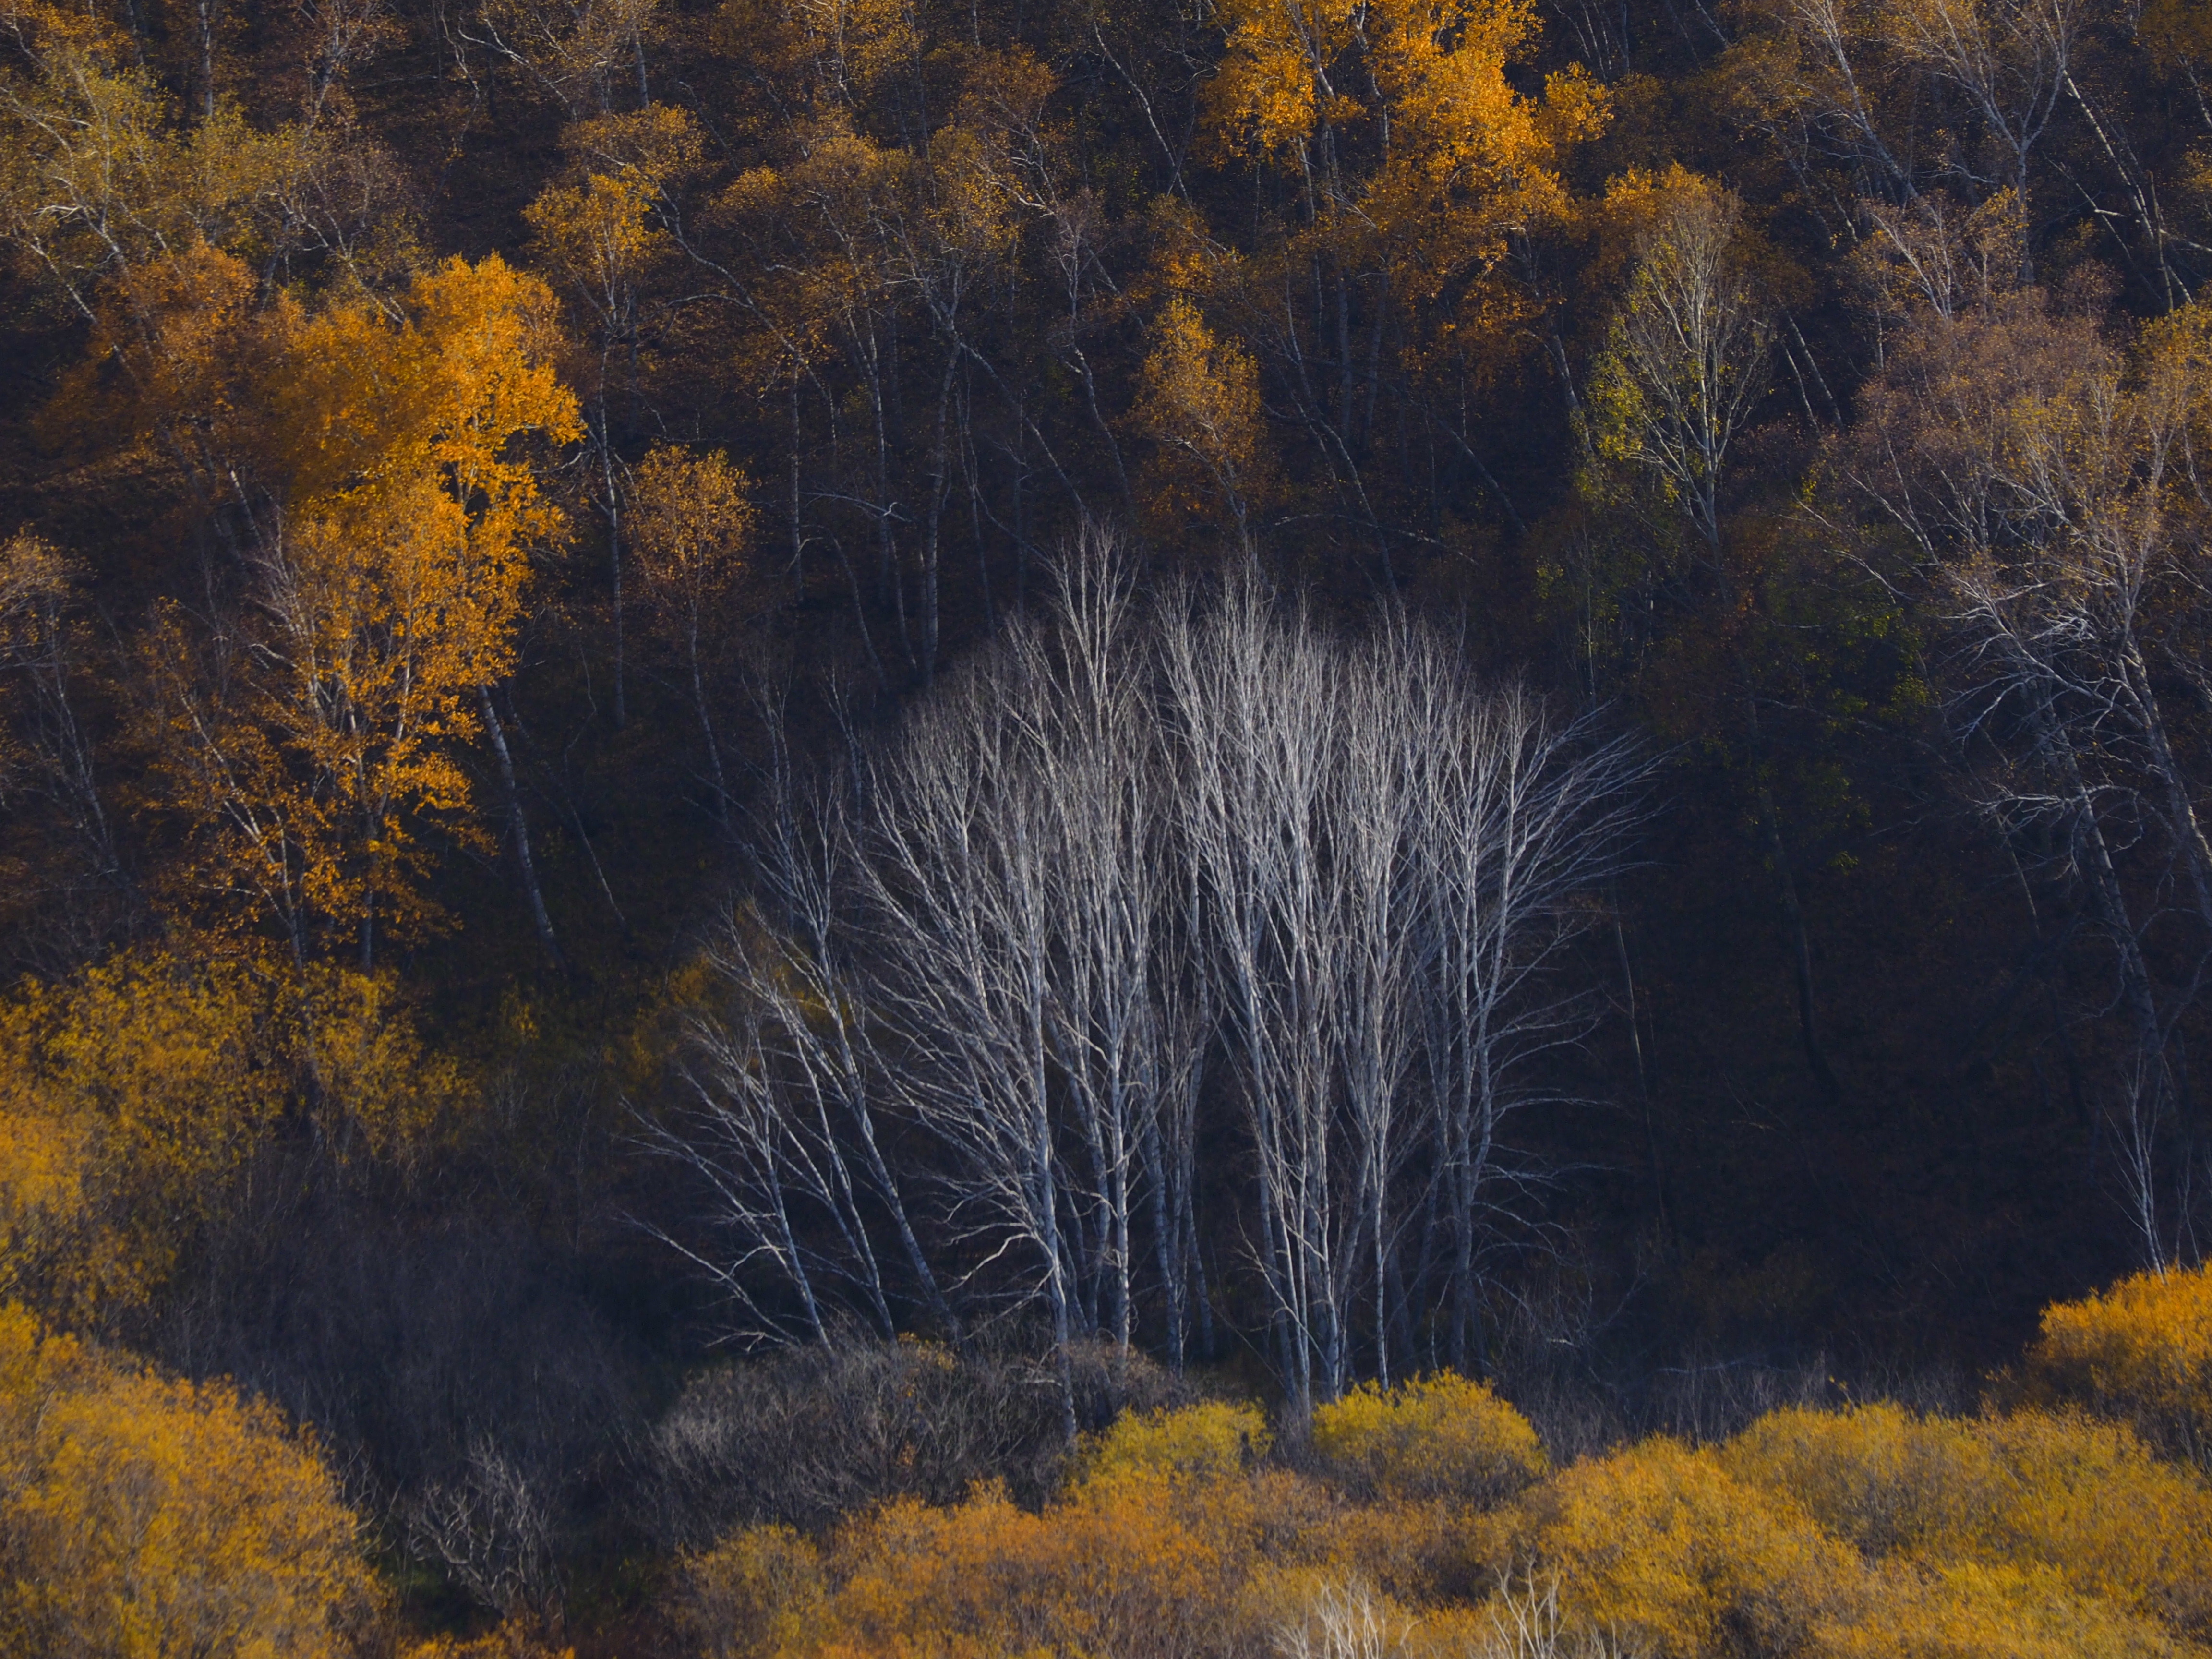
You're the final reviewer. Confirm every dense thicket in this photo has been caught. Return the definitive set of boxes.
[14,0,2212,1637]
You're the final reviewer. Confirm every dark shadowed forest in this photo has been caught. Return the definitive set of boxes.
[11,0,2212,1645]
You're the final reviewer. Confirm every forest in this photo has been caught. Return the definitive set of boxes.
[10,0,2212,1642]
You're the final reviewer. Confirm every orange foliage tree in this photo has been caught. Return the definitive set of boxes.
[0,946,468,1329]
[0,951,286,1323]
[1172,0,1607,562]
[525,101,704,726]
[140,251,579,968]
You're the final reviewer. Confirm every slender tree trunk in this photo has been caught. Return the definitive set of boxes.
[601,409,628,730]
[687,615,732,833]
[480,681,562,968]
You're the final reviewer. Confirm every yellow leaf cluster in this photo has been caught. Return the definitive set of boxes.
[823,1477,1237,1659]
[1825,1560,2181,1659]
[0,947,469,1325]
[2022,1259,2212,1467]
[1082,1398,1271,1485]
[633,445,759,625]
[403,1620,575,1659]
[1202,0,1362,164]
[1513,1434,1866,1656]
[0,1301,381,1657]
[0,0,398,314]
[1310,1370,1549,1504]
[1130,293,1277,552]
[684,1405,1290,1659]
[302,962,473,1166]
[1721,1404,2212,1639]
[0,951,285,1320]
[525,106,702,334]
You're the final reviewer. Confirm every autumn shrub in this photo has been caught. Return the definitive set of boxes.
[2020,1261,2212,1467]
[401,1618,577,1659]
[1082,1397,1270,1483]
[672,1399,1295,1659]
[0,951,288,1322]
[1814,1561,2186,1659]
[1720,1402,2212,1637]
[0,1301,383,1657]
[1318,1494,1503,1607]
[812,1474,1242,1659]
[1309,1371,1549,1505]
[1502,1434,1867,1658]
[0,950,469,1331]
[677,1526,829,1659]
[665,1381,2212,1659]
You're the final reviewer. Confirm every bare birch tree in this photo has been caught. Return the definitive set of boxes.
[642,731,951,1343]
[660,524,1648,1415]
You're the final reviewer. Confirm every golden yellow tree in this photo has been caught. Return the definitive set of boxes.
[525,102,703,726]
[1184,0,1604,568]
[0,0,409,321]
[0,952,285,1323]
[149,253,580,967]
[0,944,474,1331]
[1130,292,1278,554]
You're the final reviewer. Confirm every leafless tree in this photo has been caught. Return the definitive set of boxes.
[1007,538,1174,1355]
[660,525,1647,1417]
[855,655,1085,1433]
[405,1438,564,1632]
[1162,571,1351,1411]
[1406,661,1652,1373]
[641,741,953,1343]
[1164,571,1647,1408]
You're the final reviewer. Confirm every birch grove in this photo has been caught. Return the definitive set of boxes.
[663,527,1648,1422]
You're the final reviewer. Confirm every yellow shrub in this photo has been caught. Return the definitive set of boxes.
[1505,1435,1867,1659]
[1722,1404,2004,1562]
[1721,1403,2212,1637]
[0,1106,102,1317]
[1081,1399,1270,1486]
[674,1444,1286,1658]
[1309,1372,1548,1505]
[0,1302,381,1658]
[814,1476,1240,1659]
[1814,1561,2189,1659]
[1320,1496,1495,1605]
[1977,1408,2212,1636]
[0,953,287,1320]
[2024,1262,2212,1467]
[679,1526,829,1659]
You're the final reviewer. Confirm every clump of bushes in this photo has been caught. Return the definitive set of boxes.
[657,1274,2212,1659]
[642,1334,1191,1542]
[1310,1371,1549,1504]
[0,1300,383,1657]
[2020,1260,2212,1469]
